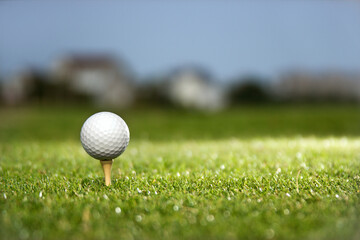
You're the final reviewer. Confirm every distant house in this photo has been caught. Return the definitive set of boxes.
[52,54,134,107]
[165,66,226,111]
[273,71,360,102]
[1,71,28,105]
[1,69,44,105]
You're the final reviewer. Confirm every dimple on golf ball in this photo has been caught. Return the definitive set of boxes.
[80,112,130,160]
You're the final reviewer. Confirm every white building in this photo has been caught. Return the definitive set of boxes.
[166,67,226,111]
[1,70,36,105]
[52,54,134,107]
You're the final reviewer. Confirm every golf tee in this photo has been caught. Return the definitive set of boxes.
[100,160,113,186]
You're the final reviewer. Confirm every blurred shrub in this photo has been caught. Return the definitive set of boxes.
[228,76,270,104]
[135,77,174,107]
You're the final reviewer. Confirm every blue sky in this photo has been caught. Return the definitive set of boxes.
[0,1,360,81]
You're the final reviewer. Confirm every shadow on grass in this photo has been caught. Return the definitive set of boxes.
[80,177,105,189]
[80,177,129,191]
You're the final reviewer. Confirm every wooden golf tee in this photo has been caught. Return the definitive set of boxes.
[100,160,113,186]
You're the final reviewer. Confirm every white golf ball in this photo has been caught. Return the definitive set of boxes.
[80,112,130,160]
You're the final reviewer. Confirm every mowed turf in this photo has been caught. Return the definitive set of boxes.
[0,105,360,240]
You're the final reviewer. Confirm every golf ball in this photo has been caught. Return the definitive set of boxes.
[80,112,130,160]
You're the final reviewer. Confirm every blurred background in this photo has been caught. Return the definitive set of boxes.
[1,0,360,140]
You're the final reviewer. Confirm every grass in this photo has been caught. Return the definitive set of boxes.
[0,105,360,240]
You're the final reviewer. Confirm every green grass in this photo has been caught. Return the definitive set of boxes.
[0,105,360,240]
